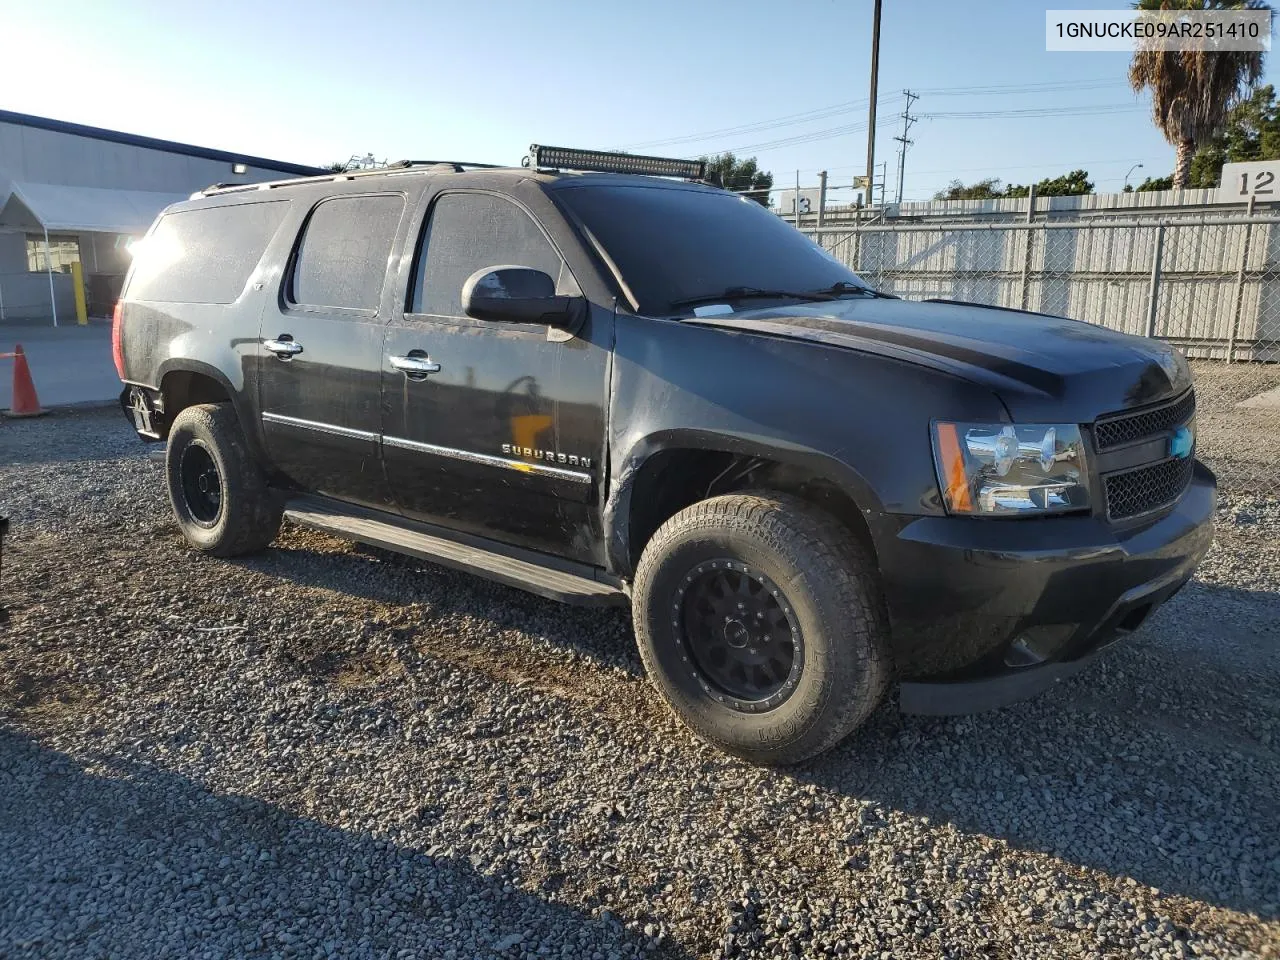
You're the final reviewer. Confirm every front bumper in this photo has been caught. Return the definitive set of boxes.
[878,460,1216,714]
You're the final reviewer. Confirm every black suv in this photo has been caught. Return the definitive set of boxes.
[115,146,1215,764]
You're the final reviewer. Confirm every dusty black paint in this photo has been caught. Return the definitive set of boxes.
[116,165,1215,689]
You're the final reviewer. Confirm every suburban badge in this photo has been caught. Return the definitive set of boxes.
[501,443,592,469]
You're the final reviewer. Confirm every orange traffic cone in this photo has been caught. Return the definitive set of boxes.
[5,345,44,418]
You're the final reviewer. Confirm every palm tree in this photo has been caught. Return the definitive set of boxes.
[1129,0,1270,187]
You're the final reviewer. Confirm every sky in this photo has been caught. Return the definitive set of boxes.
[1,0,1272,202]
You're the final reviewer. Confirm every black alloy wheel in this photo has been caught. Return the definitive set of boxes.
[179,441,223,526]
[165,403,283,556]
[675,559,804,712]
[633,492,891,764]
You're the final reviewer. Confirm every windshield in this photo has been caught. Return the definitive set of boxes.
[552,182,871,316]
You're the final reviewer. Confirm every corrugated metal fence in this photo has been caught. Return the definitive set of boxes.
[804,215,1280,362]
[802,214,1280,497]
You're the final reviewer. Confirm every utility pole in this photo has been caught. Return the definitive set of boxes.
[893,90,919,204]
[865,0,882,206]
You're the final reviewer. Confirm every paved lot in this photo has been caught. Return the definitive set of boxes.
[0,410,1277,959]
[0,321,119,412]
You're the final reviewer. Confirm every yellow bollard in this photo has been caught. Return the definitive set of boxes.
[70,261,88,326]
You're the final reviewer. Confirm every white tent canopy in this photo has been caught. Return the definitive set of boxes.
[0,178,185,234]
[0,178,185,324]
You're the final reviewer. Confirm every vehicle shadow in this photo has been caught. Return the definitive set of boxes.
[230,534,644,679]
[793,582,1280,921]
[0,727,684,958]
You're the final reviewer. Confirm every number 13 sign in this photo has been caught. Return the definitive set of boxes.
[1221,160,1280,200]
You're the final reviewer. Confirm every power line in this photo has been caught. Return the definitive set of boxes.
[619,75,1126,153]
[704,103,1142,159]
[923,103,1142,120]
[711,116,901,158]
[916,77,1119,96]
[617,95,905,151]
[893,90,919,204]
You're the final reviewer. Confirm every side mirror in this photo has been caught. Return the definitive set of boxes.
[462,266,580,327]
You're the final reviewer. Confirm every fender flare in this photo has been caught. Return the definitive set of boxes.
[604,428,887,577]
[153,359,268,464]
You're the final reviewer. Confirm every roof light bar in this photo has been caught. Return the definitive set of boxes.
[524,144,706,180]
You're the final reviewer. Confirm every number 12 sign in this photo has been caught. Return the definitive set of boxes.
[1221,160,1280,200]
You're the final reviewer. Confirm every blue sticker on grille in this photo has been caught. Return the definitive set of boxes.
[1170,425,1194,460]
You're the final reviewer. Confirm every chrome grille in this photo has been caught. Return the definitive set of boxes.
[1104,457,1195,520]
[1094,390,1195,450]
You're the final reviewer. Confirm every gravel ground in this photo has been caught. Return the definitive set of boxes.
[1187,360,1280,498]
[1,408,1277,960]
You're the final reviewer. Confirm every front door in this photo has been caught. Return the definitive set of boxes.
[381,188,610,564]
[258,192,407,511]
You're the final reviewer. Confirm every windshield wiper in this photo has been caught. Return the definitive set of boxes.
[669,286,838,309]
[814,281,897,299]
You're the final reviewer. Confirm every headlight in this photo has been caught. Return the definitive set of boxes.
[932,422,1090,516]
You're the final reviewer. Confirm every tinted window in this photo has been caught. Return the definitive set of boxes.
[129,200,288,304]
[413,193,563,317]
[553,184,868,315]
[292,194,405,311]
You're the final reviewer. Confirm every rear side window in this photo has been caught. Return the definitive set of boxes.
[412,193,564,317]
[128,200,288,304]
[291,194,405,312]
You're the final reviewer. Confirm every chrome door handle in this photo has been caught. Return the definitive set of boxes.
[263,338,304,357]
[390,354,442,376]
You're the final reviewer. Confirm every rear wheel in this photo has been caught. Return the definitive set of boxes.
[165,403,282,557]
[633,493,889,764]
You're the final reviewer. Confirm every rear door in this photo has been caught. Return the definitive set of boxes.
[257,191,408,511]
[380,186,612,563]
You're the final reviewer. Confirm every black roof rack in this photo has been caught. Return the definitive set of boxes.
[194,145,712,200]
[388,159,504,171]
[196,158,511,197]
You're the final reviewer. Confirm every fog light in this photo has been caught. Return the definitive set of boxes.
[1004,637,1046,668]
[1003,624,1077,667]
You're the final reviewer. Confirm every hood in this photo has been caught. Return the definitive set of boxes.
[684,297,1192,423]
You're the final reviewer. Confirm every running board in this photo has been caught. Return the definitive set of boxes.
[283,496,629,607]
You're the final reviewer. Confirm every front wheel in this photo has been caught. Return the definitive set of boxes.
[165,402,282,557]
[633,493,889,764]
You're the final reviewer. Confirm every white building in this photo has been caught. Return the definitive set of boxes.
[0,110,322,322]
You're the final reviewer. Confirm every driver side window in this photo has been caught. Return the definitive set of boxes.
[411,192,565,318]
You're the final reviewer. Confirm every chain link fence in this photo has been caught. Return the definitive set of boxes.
[805,216,1280,497]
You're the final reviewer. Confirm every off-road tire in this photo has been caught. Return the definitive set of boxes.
[633,492,889,764]
[165,403,282,557]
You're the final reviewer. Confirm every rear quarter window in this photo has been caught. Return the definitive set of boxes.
[128,200,289,304]
[290,194,406,312]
